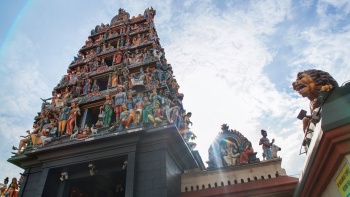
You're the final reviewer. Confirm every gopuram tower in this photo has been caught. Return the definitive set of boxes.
[7,7,299,197]
[8,8,203,197]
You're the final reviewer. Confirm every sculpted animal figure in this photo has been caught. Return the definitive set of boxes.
[292,69,338,148]
[271,144,281,159]
[70,130,79,140]
[91,125,98,135]
[292,69,338,112]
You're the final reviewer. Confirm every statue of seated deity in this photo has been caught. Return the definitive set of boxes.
[222,143,240,166]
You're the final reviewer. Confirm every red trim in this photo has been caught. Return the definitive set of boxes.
[300,124,350,196]
[180,176,298,197]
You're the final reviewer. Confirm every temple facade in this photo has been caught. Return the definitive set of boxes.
[7,8,299,197]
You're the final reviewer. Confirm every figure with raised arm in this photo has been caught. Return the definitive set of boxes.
[259,129,274,160]
[12,123,39,155]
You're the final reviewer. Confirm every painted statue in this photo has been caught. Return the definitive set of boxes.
[114,50,123,64]
[58,102,70,137]
[111,72,118,88]
[292,69,338,113]
[161,90,179,123]
[142,96,152,125]
[7,178,18,197]
[66,102,81,135]
[134,94,144,123]
[259,129,274,160]
[114,86,127,123]
[222,142,240,166]
[292,69,339,148]
[126,94,137,124]
[148,101,164,127]
[40,122,57,146]
[1,177,9,196]
[12,123,39,155]
[100,94,114,127]
[239,138,254,164]
[120,104,133,129]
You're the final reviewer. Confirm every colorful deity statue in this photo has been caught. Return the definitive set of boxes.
[114,86,127,123]
[259,129,274,160]
[66,102,81,135]
[161,90,179,123]
[7,178,19,197]
[58,102,70,137]
[100,94,114,127]
[134,94,144,123]
[111,72,118,88]
[150,89,162,109]
[148,101,164,127]
[119,104,133,129]
[173,93,185,128]
[126,94,137,124]
[142,96,152,125]
[41,122,57,146]
[83,79,91,95]
[240,138,254,164]
[222,142,240,166]
[114,50,123,64]
[12,123,39,155]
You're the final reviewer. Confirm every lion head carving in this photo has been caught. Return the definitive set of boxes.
[292,69,338,110]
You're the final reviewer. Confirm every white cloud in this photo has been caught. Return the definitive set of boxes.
[0,33,50,179]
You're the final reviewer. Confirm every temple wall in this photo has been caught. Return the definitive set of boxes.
[181,158,286,192]
[321,154,350,197]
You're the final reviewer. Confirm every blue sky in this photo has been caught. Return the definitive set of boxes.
[1,0,349,181]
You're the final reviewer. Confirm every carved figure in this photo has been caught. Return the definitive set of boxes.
[173,93,185,128]
[222,142,240,166]
[271,144,281,159]
[70,130,79,140]
[130,68,145,87]
[114,87,127,123]
[161,90,179,123]
[66,102,81,135]
[120,104,133,129]
[58,102,70,137]
[120,37,125,47]
[142,96,152,124]
[12,123,39,155]
[111,72,118,87]
[292,69,339,147]
[179,112,193,133]
[100,94,114,127]
[148,102,164,127]
[134,94,144,123]
[259,129,274,160]
[91,124,98,135]
[1,177,9,196]
[114,51,123,64]
[83,79,91,95]
[41,122,57,146]
[239,138,254,164]
[7,178,18,197]
[292,69,338,112]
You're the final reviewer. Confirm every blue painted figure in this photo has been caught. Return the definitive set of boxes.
[259,129,275,160]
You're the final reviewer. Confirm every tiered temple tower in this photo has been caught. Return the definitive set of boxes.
[8,8,202,197]
[8,8,301,197]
